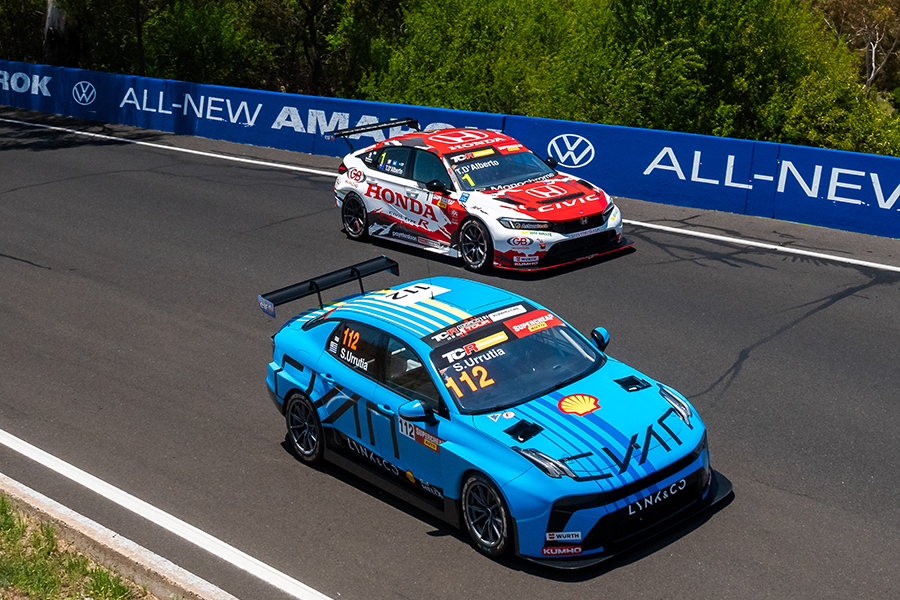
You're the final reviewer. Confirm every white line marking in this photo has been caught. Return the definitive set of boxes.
[0,428,334,600]
[0,117,336,177]
[624,219,900,273]
[5,116,899,274]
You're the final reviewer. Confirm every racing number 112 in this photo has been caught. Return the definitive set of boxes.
[445,366,494,398]
[342,327,359,350]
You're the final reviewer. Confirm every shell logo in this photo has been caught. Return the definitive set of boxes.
[558,394,600,416]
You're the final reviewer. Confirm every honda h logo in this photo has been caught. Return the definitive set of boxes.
[72,81,96,106]
[526,184,568,199]
[548,134,595,169]
[429,130,490,145]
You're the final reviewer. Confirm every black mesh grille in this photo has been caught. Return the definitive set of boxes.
[541,231,617,266]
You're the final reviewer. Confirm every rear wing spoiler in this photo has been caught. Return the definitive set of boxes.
[258,256,400,318]
[325,118,420,151]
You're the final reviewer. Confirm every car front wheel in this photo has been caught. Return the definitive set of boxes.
[341,193,368,240]
[461,472,512,557]
[285,393,325,465]
[459,219,493,272]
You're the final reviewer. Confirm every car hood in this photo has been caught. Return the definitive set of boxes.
[488,176,610,221]
[473,360,702,481]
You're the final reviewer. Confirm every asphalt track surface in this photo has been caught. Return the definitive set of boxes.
[1,106,899,600]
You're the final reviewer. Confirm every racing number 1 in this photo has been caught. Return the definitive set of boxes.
[445,366,494,398]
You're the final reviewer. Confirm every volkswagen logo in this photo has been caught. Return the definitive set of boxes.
[429,130,490,145]
[72,81,97,106]
[548,134,595,169]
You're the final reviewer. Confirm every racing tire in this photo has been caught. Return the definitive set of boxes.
[459,219,493,272]
[285,393,325,465]
[341,194,369,240]
[461,472,512,558]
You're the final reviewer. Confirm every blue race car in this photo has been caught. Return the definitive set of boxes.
[258,257,730,567]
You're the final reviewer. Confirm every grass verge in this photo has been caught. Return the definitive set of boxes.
[0,494,158,600]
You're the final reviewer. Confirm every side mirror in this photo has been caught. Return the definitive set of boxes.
[591,327,610,352]
[545,156,558,169]
[399,399,437,425]
[426,179,448,194]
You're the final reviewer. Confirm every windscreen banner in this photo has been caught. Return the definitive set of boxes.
[3,60,898,238]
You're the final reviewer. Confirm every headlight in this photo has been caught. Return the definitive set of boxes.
[514,447,575,478]
[602,198,617,221]
[658,384,693,427]
[498,217,553,230]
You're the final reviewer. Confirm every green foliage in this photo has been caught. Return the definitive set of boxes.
[0,494,144,600]
[0,0,46,62]
[4,0,900,155]
[362,0,900,155]
[143,0,273,87]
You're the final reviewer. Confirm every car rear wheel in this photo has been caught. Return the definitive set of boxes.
[462,472,512,557]
[459,219,493,272]
[285,393,325,465]
[341,194,368,240]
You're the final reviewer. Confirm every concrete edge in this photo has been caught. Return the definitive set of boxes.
[0,471,239,600]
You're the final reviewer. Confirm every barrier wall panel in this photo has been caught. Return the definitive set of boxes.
[3,60,898,240]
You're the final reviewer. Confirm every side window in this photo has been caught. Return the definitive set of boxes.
[328,321,383,377]
[385,336,441,408]
[374,147,412,178]
[412,150,453,189]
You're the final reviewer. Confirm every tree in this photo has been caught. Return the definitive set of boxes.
[812,0,900,94]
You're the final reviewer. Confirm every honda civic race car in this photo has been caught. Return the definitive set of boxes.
[258,257,730,567]
[330,119,632,272]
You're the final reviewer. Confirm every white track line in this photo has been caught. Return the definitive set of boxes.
[5,114,898,274]
[0,428,333,600]
[0,117,336,177]
[624,219,900,273]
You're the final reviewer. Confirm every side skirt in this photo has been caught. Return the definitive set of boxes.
[322,433,462,529]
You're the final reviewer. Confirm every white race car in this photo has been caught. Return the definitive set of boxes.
[331,119,632,271]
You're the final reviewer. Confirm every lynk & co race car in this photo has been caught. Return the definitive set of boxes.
[258,257,731,567]
[330,119,632,272]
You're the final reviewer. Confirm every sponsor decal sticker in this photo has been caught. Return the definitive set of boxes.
[348,168,365,183]
[546,531,582,542]
[487,304,527,322]
[431,315,493,343]
[399,418,445,453]
[502,411,516,419]
[488,413,501,422]
[505,310,563,337]
[507,237,533,247]
[558,394,600,416]
[542,546,583,557]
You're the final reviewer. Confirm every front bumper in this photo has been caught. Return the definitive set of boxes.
[519,468,733,569]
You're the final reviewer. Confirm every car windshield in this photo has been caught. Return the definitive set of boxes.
[428,308,602,413]
[449,148,556,192]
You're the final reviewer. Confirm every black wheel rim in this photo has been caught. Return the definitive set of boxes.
[288,401,318,457]
[461,223,487,267]
[465,481,505,548]
[342,197,366,236]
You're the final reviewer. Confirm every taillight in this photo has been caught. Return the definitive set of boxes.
[338,162,347,174]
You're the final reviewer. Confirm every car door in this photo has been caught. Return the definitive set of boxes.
[317,320,398,470]
[408,149,462,247]
[362,146,426,241]
[371,334,453,503]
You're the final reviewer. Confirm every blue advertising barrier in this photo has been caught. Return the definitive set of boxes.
[3,60,899,239]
